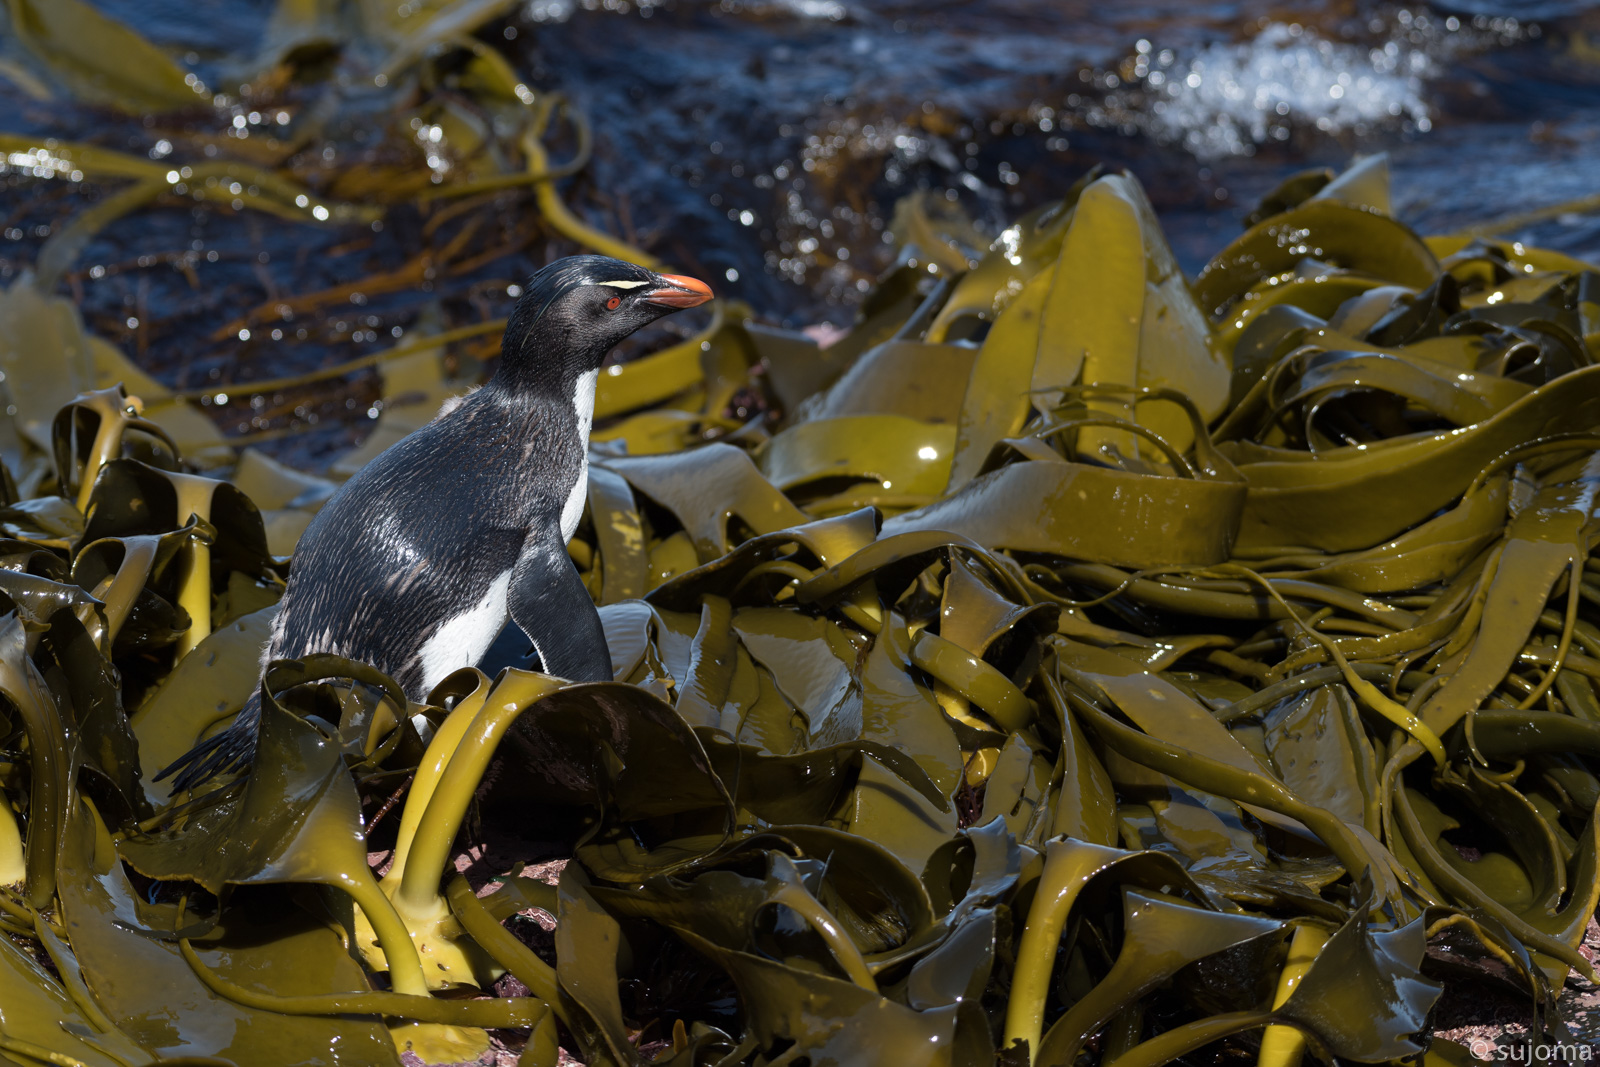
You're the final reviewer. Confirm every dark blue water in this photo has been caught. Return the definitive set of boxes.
[67,2,1600,294]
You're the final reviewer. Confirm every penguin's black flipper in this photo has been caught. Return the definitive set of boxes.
[508,526,611,683]
[155,691,263,792]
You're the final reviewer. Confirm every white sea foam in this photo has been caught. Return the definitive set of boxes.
[769,0,848,19]
[524,0,575,23]
[1118,23,1434,159]
[527,0,845,19]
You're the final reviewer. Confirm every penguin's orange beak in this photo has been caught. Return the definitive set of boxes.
[642,273,714,309]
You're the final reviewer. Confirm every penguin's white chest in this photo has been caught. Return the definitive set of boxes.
[559,368,598,543]
[415,569,512,690]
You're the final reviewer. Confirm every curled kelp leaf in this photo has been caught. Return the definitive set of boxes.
[1231,365,1600,553]
[118,658,435,993]
[55,806,405,1065]
[52,386,179,513]
[926,169,1102,342]
[1194,200,1440,320]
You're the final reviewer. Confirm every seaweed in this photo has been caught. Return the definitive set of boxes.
[0,3,1599,1065]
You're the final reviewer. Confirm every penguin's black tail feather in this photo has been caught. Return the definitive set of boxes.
[155,693,262,793]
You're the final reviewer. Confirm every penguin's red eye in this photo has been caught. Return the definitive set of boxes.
[606,296,621,310]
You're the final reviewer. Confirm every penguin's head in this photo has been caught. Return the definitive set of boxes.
[499,255,713,390]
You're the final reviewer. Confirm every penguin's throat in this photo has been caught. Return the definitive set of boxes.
[486,349,599,407]
[494,319,613,396]
[482,365,599,450]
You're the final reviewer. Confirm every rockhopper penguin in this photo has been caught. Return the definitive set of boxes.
[159,255,713,789]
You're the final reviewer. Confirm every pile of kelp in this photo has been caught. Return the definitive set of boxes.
[3,3,1600,1067]
[2,157,1598,1066]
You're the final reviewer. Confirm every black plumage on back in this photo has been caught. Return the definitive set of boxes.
[160,255,713,790]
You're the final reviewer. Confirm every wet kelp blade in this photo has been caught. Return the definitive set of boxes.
[1193,199,1440,319]
[57,799,402,1064]
[884,460,1245,568]
[1232,365,1600,553]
